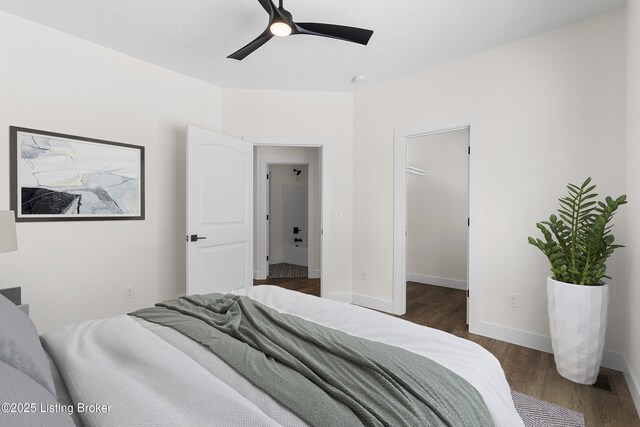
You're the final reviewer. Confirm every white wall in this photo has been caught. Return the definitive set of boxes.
[0,11,222,333]
[353,9,626,351]
[406,130,469,287]
[223,89,354,297]
[625,0,640,410]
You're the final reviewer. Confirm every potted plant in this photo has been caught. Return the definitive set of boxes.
[528,177,626,384]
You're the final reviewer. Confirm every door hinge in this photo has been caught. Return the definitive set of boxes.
[468,146,470,155]
[467,218,470,226]
[467,289,470,298]
[267,255,269,261]
[267,173,270,179]
[266,214,269,220]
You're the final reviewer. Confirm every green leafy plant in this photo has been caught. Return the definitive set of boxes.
[528,177,627,285]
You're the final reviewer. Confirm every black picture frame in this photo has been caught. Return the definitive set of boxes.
[9,126,145,222]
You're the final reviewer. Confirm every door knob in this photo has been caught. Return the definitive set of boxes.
[189,234,207,242]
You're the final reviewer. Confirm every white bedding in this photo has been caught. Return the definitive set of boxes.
[42,285,524,427]
[234,286,524,427]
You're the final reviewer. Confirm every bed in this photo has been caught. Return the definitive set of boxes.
[0,285,525,427]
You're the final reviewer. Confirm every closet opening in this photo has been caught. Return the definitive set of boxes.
[405,129,470,328]
[393,117,479,334]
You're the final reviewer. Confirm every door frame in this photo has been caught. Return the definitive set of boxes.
[246,136,328,298]
[393,117,480,333]
[260,159,316,277]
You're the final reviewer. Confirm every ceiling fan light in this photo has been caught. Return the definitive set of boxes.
[270,21,292,37]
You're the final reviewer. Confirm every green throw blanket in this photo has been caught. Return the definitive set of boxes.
[130,294,494,427]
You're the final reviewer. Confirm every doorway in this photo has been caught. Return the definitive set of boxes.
[267,164,310,278]
[393,117,480,333]
[405,129,469,325]
[185,127,327,298]
[252,143,323,296]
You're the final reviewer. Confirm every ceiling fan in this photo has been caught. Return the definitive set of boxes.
[228,0,374,60]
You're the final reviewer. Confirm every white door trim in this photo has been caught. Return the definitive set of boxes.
[259,158,316,278]
[393,117,480,334]
[245,137,328,298]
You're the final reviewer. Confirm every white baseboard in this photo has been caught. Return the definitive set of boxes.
[253,271,267,280]
[603,352,640,415]
[407,273,467,290]
[325,290,640,416]
[324,286,640,413]
[309,269,321,279]
[470,321,553,354]
[602,350,629,372]
[624,359,640,416]
[472,319,640,415]
[471,320,627,369]
[324,292,352,304]
[270,256,284,264]
[323,292,394,313]
[351,293,395,312]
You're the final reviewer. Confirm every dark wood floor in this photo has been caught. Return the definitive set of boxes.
[253,278,640,427]
[254,276,321,296]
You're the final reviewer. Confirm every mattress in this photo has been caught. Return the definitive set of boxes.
[41,285,524,427]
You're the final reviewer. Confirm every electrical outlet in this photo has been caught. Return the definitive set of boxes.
[125,286,135,299]
[332,211,343,220]
[508,293,519,308]
[360,270,368,280]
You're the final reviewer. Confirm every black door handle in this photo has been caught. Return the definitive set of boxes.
[189,234,207,242]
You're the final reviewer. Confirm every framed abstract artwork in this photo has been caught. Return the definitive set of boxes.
[9,127,145,222]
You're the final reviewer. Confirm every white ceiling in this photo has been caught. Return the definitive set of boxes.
[0,0,625,92]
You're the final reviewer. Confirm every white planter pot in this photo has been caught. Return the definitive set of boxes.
[547,276,609,385]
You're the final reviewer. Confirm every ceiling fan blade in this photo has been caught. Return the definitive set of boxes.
[294,22,373,45]
[257,0,274,16]
[227,31,273,60]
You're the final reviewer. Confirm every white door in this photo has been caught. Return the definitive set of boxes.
[186,125,252,295]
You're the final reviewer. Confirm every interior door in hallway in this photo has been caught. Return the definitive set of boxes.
[186,125,252,295]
